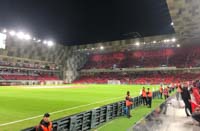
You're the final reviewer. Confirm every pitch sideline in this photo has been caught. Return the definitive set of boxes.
[0,96,124,127]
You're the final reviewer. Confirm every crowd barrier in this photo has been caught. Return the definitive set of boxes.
[22,91,160,131]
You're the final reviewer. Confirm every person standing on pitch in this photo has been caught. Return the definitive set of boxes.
[146,88,153,108]
[141,87,147,105]
[125,91,133,118]
[176,83,182,101]
[159,85,163,99]
[163,86,169,100]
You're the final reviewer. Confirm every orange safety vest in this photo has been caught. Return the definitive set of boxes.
[159,87,163,93]
[142,90,146,97]
[126,95,133,107]
[147,91,152,98]
[40,122,52,131]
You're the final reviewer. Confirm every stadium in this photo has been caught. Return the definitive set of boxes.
[0,0,200,131]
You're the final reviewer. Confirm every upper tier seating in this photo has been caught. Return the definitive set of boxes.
[0,60,58,70]
[83,46,200,69]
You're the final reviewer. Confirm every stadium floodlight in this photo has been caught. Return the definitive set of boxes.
[9,30,16,36]
[24,34,31,40]
[135,42,140,46]
[171,22,174,26]
[153,41,156,43]
[100,46,104,50]
[47,41,54,47]
[33,38,36,41]
[171,38,176,42]
[16,32,25,39]
[164,39,170,43]
[2,29,7,33]
[37,39,41,43]
[177,44,180,47]
[43,40,47,44]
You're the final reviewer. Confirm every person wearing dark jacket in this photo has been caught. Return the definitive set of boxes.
[37,113,52,131]
[181,85,192,116]
[146,88,152,108]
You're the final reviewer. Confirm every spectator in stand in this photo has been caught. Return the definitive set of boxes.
[125,91,133,118]
[37,113,52,131]
[163,86,169,100]
[141,87,147,106]
[146,88,153,108]
[181,83,192,116]
[159,85,163,99]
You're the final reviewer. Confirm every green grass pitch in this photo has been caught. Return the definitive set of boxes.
[0,84,160,131]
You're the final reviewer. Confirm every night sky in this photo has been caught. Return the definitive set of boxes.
[0,0,174,45]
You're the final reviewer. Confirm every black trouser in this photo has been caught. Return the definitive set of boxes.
[183,99,192,116]
[164,95,169,100]
[127,106,131,117]
[142,97,147,105]
[147,97,152,108]
[160,92,163,99]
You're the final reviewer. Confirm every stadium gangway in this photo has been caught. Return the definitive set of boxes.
[22,91,160,131]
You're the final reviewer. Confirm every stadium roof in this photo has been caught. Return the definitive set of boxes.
[0,0,174,45]
[72,0,200,53]
[167,0,200,44]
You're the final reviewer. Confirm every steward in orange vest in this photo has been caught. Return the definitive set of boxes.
[146,88,152,108]
[141,87,147,105]
[37,113,52,131]
[125,91,133,118]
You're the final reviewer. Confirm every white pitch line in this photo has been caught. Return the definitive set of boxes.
[0,96,124,127]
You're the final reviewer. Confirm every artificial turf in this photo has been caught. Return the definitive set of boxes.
[0,84,159,131]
